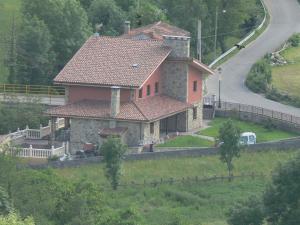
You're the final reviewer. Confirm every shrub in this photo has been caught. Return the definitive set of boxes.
[227,196,264,225]
[262,118,277,131]
[245,59,272,93]
[288,33,300,47]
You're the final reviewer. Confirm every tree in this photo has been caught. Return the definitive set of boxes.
[101,136,127,190]
[263,154,300,225]
[128,0,167,27]
[227,196,264,225]
[17,0,91,84]
[88,0,126,36]
[15,16,55,84]
[0,187,13,216]
[0,213,35,225]
[218,119,241,180]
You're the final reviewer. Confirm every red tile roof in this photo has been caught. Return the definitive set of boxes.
[123,21,190,40]
[54,36,171,88]
[46,95,191,122]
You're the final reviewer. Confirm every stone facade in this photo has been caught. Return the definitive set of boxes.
[69,118,161,151]
[70,118,109,153]
[143,120,160,144]
[163,35,190,58]
[187,102,203,130]
[162,61,188,102]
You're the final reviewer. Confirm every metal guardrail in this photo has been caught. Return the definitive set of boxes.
[209,0,267,68]
[0,84,65,96]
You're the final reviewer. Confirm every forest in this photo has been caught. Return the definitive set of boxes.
[2,0,264,85]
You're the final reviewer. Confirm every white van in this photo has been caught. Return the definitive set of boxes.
[240,132,256,145]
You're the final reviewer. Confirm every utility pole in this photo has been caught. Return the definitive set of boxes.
[197,19,202,61]
[214,6,219,61]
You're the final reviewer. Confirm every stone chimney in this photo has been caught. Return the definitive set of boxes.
[124,21,131,35]
[163,35,191,58]
[110,86,120,118]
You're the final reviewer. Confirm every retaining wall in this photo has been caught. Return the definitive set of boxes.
[28,137,300,169]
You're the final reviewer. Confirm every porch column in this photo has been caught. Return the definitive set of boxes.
[64,117,70,129]
[175,114,178,131]
[50,117,56,146]
[165,118,168,135]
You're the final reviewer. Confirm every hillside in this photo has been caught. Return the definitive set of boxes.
[0,0,21,82]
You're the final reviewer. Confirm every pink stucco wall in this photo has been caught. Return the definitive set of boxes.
[68,86,131,103]
[136,65,162,99]
[188,65,202,104]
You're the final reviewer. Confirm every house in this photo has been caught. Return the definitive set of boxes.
[46,22,214,153]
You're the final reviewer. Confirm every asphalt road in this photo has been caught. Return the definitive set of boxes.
[206,0,300,116]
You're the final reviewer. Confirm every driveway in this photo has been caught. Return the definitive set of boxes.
[206,0,300,116]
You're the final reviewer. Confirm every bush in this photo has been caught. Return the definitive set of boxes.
[227,196,264,225]
[266,87,300,108]
[245,59,272,93]
[262,118,276,131]
[288,33,300,47]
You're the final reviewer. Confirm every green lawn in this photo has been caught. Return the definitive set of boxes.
[56,150,299,225]
[272,44,300,97]
[0,0,21,83]
[157,135,214,148]
[199,117,298,142]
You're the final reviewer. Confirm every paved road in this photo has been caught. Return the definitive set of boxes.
[206,0,300,116]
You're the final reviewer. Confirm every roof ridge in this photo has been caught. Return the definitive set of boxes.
[132,101,149,121]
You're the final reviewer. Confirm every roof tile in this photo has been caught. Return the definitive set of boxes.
[54,36,171,87]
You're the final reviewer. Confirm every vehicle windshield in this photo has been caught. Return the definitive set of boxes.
[240,136,248,144]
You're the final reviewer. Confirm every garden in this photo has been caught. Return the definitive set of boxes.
[158,117,299,148]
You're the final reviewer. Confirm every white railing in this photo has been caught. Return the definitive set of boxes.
[8,118,65,141]
[10,142,67,159]
[209,0,267,68]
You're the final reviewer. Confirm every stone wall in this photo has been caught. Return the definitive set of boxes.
[187,102,203,130]
[162,36,190,58]
[143,120,160,144]
[29,137,300,169]
[70,118,109,153]
[162,61,188,102]
[116,121,142,146]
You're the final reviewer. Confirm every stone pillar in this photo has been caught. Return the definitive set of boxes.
[124,21,130,35]
[110,86,120,128]
[50,117,56,146]
[111,86,120,118]
[162,35,191,58]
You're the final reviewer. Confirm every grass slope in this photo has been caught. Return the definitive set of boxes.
[199,117,298,142]
[0,0,21,83]
[157,135,214,148]
[56,150,298,225]
[272,45,300,97]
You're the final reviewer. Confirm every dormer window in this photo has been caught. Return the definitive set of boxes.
[138,88,143,98]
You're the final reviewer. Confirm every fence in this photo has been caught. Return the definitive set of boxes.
[216,101,300,126]
[8,118,65,140]
[0,84,65,96]
[10,142,67,158]
[116,173,266,189]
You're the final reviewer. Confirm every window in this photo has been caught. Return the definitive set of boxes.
[155,82,159,94]
[150,122,154,134]
[138,88,143,98]
[147,85,151,96]
[193,81,198,92]
[193,107,197,120]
